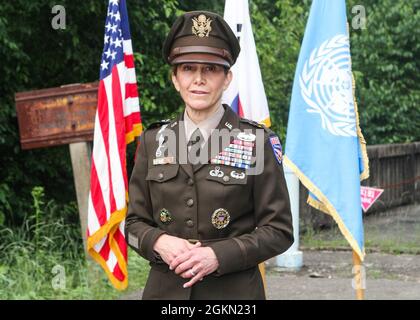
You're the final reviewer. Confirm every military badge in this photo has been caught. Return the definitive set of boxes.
[230,171,246,180]
[270,135,283,165]
[210,134,256,169]
[237,132,256,142]
[159,208,172,224]
[211,208,230,229]
[224,121,233,130]
[210,166,224,177]
[153,156,175,165]
[192,14,212,38]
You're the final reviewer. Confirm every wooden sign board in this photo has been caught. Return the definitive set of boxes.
[15,82,99,150]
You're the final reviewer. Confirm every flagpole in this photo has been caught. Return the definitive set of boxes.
[258,263,266,291]
[352,250,365,300]
[276,164,303,270]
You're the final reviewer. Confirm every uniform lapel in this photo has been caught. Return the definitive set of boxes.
[193,105,240,173]
[170,112,194,179]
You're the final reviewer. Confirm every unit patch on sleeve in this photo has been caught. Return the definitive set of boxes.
[269,135,283,165]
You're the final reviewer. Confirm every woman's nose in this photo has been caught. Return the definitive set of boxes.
[193,70,205,84]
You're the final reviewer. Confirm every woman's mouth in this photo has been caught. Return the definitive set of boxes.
[190,90,209,95]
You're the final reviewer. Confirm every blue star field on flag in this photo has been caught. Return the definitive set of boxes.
[100,0,131,79]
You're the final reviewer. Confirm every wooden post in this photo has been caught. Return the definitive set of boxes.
[69,142,92,253]
[15,83,98,255]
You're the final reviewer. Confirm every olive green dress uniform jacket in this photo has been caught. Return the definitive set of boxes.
[125,105,293,300]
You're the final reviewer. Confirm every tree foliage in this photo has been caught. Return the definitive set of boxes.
[0,0,418,226]
[348,0,420,144]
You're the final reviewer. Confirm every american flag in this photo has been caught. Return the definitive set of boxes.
[87,0,142,290]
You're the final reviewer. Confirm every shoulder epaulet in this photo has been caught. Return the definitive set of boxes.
[239,118,271,133]
[147,119,172,130]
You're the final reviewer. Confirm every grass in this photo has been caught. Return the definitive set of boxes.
[300,215,420,255]
[2,186,417,298]
[0,186,150,300]
[300,226,349,250]
[0,243,150,299]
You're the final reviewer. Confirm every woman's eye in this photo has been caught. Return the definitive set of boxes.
[205,65,216,72]
[182,65,193,71]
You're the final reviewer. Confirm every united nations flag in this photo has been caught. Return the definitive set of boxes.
[284,0,369,261]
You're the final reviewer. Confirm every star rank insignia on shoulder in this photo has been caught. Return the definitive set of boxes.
[240,118,265,129]
[147,118,172,130]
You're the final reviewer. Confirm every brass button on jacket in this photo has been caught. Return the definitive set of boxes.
[125,105,294,300]
[126,10,292,300]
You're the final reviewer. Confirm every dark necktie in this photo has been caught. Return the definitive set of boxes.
[188,128,204,162]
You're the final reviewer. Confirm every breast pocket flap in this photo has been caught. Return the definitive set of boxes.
[146,165,179,182]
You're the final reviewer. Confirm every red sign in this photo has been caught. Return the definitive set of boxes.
[361,186,384,212]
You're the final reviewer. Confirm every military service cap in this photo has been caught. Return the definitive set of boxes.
[163,11,240,68]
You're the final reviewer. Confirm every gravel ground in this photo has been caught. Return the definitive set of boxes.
[265,250,420,300]
[122,204,420,300]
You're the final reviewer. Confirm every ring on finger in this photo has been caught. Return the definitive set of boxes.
[190,269,196,276]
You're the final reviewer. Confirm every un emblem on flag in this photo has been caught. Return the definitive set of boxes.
[299,35,357,137]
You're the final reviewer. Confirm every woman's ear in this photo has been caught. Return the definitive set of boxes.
[223,70,233,91]
[171,71,180,92]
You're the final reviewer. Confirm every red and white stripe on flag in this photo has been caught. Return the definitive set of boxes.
[87,0,142,290]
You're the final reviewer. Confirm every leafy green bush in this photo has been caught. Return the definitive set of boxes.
[0,0,418,268]
[0,0,418,298]
[0,186,149,299]
[348,0,420,144]
[0,0,180,225]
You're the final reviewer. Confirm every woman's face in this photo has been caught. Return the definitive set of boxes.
[171,60,232,112]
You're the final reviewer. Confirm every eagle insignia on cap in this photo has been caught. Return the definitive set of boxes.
[192,14,212,38]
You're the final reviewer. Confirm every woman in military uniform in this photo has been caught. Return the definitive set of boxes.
[125,11,293,300]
